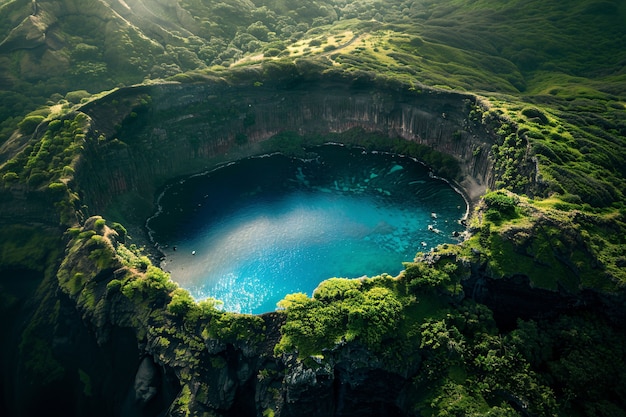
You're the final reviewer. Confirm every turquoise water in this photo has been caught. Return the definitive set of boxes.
[147,145,467,314]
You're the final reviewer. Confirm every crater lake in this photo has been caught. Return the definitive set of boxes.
[147,144,467,314]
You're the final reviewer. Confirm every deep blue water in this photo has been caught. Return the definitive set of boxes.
[147,145,467,314]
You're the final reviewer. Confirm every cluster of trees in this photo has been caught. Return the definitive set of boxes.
[275,276,404,357]
[482,190,519,222]
[415,303,559,416]
[275,256,626,415]
[1,113,88,189]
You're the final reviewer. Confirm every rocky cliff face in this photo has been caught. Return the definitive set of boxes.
[74,77,499,223]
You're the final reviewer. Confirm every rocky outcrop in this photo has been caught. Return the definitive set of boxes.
[277,344,412,417]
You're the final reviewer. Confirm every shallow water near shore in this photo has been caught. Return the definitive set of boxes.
[147,145,467,314]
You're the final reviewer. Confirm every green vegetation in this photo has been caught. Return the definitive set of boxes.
[0,0,624,142]
[1,113,88,188]
[273,258,625,415]
[482,190,519,222]
[456,191,626,292]
[1,0,625,415]
[0,225,62,274]
[275,276,405,358]
[412,307,560,417]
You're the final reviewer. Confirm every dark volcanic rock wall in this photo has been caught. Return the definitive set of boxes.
[75,79,496,220]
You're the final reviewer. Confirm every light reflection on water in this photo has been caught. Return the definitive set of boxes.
[148,145,467,314]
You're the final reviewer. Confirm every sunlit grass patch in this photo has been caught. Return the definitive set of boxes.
[285,29,356,58]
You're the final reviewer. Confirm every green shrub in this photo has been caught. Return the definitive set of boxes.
[137,256,150,271]
[111,222,127,241]
[61,166,75,177]
[94,218,106,231]
[18,115,45,134]
[346,286,403,346]
[27,171,48,187]
[2,171,18,183]
[484,209,502,222]
[264,48,282,57]
[521,107,549,124]
[106,279,122,293]
[206,312,265,344]
[404,262,452,290]
[47,182,67,196]
[65,90,92,104]
[276,276,406,357]
[78,230,96,239]
[483,191,518,217]
[167,288,196,316]
[145,266,176,293]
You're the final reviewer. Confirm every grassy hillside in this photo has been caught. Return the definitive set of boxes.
[1,0,624,138]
